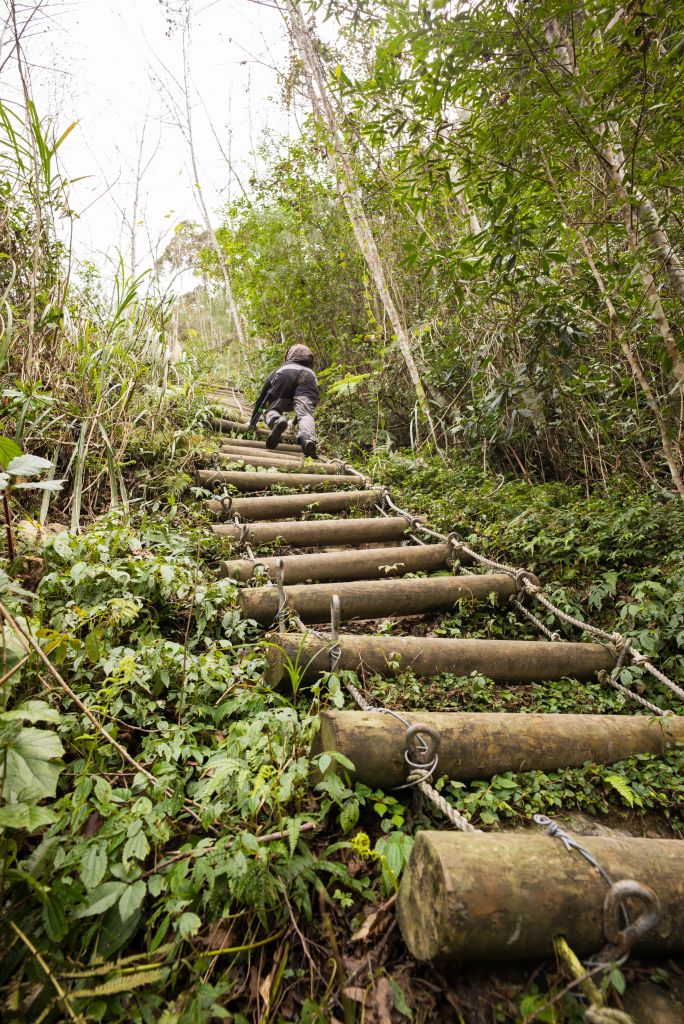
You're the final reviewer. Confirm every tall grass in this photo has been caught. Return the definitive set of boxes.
[0,86,215,529]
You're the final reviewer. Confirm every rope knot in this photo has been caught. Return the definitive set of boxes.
[517,571,539,594]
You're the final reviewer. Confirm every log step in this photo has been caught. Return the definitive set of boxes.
[241,572,525,625]
[217,436,305,455]
[220,444,319,464]
[221,541,471,583]
[219,489,382,522]
[211,415,252,430]
[397,832,684,961]
[212,516,413,547]
[210,416,294,441]
[265,633,615,685]
[210,396,251,412]
[217,453,346,474]
[200,470,359,496]
[313,711,684,787]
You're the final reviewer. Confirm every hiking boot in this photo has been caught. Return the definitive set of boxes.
[266,416,288,449]
[301,438,317,460]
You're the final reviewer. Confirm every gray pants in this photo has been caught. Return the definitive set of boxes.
[264,396,317,445]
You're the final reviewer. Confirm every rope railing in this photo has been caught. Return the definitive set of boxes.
[373,490,682,712]
[232,442,680,713]
[222,427,680,821]
[340,666,480,832]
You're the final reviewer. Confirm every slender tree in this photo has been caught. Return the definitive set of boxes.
[285,0,438,443]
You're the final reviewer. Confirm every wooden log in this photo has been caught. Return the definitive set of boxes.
[264,633,615,686]
[210,416,294,441]
[397,832,684,961]
[221,541,468,583]
[212,516,412,547]
[220,443,314,463]
[224,489,382,522]
[210,396,250,412]
[199,470,358,495]
[217,436,304,455]
[217,453,346,474]
[211,415,251,430]
[312,711,684,787]
[241,572,522,625]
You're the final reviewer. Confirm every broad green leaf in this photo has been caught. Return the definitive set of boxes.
[118,879,146,923]
[609,967,626,995]
[43,888,68,941]
[75,881,127,918]
[0,802,57,830]
[122,829,150,868]
[178,911,201,939]
[389,976,413,1020]
[80,843,108,891]
[339,800,359,834]
[0,436,22,468]
[0,622,29,679]
[13,479,65,491]
[2,700,60,724]
[7,454,53,477]
[2,725,64,803]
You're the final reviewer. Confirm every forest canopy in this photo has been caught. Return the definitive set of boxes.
[198,0,684,494]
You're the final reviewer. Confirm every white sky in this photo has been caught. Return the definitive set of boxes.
[8,0,297,279]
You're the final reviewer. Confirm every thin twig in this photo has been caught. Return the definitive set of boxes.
[0,602,210,827]
[10,920,83,1023]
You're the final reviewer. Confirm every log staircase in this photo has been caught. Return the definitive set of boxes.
[199,383,684,974]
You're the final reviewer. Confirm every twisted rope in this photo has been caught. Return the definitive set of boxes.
[415,780,480,833]
[321,597,478,831]
[511,597,563,642]
[371,490,683,709]
[534,814,615,888]
[598,671,670,717]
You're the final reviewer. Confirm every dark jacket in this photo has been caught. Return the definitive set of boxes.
[250,361,320,426]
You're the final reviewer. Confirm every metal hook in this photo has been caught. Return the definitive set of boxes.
[405,723,441,767]
[275,558,287,634]
[600,879,661,961]
[330,594,341,673]
[399,723,441,812]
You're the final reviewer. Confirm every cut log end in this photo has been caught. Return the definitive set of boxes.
[398,832,684,961]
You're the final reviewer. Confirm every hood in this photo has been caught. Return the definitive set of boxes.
[285,344,314,368]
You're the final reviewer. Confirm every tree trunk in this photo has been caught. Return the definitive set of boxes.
[544,18,684,387]
[285,1,439,444]
[541,152,684,498]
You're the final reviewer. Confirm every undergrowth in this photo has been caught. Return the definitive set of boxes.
[2,459,683,1020]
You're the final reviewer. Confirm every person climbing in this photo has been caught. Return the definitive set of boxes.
[249,344,320,458]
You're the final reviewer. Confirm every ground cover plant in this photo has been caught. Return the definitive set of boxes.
[2,443,683,1022]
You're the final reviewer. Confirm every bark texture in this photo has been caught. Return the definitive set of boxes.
[313,710,684,787]
[241,572,520,625]
[265,633,614,685]
[212,516,412,547]
[398,832,684,961]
